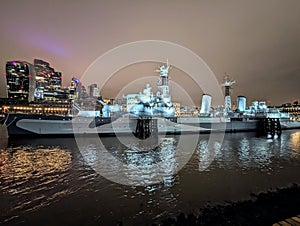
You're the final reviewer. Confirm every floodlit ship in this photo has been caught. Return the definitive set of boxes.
[1,63,300,137]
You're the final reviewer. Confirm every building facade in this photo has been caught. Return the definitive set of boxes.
[88,83,100,98]
[6,61,36,102]
[34,59,63,101]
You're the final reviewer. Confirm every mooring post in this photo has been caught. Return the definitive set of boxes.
[258,118,282,137]
[133,117,157,139]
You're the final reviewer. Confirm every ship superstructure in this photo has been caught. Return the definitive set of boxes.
[128,62,175,117]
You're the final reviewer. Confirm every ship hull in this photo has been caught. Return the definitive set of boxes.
[3,114,112,136]
[3,114,300,137]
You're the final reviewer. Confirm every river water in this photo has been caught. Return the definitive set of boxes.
[0,127,300,225]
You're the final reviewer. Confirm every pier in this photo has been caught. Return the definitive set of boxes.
[132,117,158,139]
[257,118,282,138]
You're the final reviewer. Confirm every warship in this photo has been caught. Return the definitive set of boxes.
[2,63,300,137]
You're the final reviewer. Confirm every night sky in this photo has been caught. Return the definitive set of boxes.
[0,0,299,106]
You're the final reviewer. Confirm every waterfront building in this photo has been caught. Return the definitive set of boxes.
[88,84,100,98]
[68,78,77,101]
[34,59,63,101]
[114,97,126,105]
[114,98,127,111]
[34,59,51,89]
[5,61,36,102]
[0,101,71,115]
[51,72,62,88]
[275,102,300,121]
[69,77,87,100]
[76,82,88,99]
[34,59,61,88]
[4,59,95,103]
[173,102,181,116]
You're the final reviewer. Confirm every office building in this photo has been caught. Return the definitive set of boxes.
[6,61,36,102]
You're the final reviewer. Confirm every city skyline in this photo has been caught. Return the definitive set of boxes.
[0,0,300,105]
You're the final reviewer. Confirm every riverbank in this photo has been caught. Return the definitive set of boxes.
[157,184,300,226]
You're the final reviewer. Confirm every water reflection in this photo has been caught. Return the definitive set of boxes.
[196,139,225,171]
[238,138,250,169]
[290,131,300,158]
[0,147,71,183]
[1,130,300,225]
[0,146,72,220]
[0,126,8,149]
[196,132,300,173]
[79,136,179,186]
[123,137,178,186]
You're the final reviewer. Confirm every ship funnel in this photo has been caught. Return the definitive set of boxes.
[200,94,212,115]
[237,96,247,112]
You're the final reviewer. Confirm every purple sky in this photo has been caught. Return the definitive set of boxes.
[0,0,299,106]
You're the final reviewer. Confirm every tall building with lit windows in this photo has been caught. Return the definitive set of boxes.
[6,61,36,102]
[34,59,62,88]
[34,59,63,101]
[5,59,70,102]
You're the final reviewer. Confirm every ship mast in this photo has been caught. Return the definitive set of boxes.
[156,60,172,106]
[221,73,235,112]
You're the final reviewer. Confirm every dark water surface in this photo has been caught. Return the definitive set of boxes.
[1,127,300,225]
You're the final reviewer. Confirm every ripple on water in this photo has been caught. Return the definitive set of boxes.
[1,131,300,225]
[0,146,74,221]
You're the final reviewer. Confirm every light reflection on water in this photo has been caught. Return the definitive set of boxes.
[0,127,300,225]
[290,131,300,157]
[0,146,73,222]
[123,137,178,186]
[196,132,299,174]
[79,135,194,186]
[0,147,71,183]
